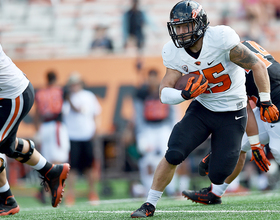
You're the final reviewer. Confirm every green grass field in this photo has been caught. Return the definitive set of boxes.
[5,188,280,219]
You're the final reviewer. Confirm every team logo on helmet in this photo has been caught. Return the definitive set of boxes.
[192,5,202,19]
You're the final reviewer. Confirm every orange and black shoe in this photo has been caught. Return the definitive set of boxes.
[0,196,20,216]
[131,202,155,218]
[182,186,222,205]
[41,163,70,207]
[198,151,211,176]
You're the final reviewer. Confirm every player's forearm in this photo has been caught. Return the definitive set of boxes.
[246,101,261,148]
[245,101,259,137]
[251,62,270,94]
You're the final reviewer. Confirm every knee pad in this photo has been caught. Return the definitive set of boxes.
[0,157,6,173]
[6,138,35,163]
[165,150,185,165]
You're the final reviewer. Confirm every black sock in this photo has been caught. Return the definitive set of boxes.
[0,188,12,201]
[38,162,53,177]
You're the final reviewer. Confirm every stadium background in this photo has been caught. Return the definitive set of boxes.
[1,0,278,137]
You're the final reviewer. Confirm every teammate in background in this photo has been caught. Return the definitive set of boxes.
[0,44,70,216]
[131,1,278,218]
[34,71,70,203]
[133,69,189,197]
[193,40,280,204]
[63,72,101,206]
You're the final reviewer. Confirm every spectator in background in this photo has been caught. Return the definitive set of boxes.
[122,0,150,73]
[63,72,101,206]
[240,0,275,43]
[90,25,114,54]
[133,69,189,197]
[34,70,70,203]
[122,0,147,52]
[240,0,264,42]
[265,0,280,21]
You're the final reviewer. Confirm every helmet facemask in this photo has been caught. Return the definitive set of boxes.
[167,1,209,49]
[168,19,202,48]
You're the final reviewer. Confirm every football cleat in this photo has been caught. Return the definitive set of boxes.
[40,163,70,207]
[182,186,222,205]
[131,202,155,218]
[0,196,20,216]
[198,151,211,176]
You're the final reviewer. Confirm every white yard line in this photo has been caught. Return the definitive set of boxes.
[83,210,280,213]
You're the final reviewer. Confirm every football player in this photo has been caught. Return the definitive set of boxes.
[0,44,70,215]
[131,1,279,217]
[191,40,280,204]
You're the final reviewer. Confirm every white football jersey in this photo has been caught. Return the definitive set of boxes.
[162,25,247,112]
[0,44,29,99]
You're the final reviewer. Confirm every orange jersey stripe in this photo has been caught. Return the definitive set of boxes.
[1,96,20,141]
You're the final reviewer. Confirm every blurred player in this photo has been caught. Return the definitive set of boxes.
[131,1,278,218]
[0,43,70,216]
[34,70,70,203]
[63,72,101,205]
[193,40,280,204]
[133,69,184,197]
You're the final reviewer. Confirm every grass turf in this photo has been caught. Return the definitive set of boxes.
[4,190,280,219]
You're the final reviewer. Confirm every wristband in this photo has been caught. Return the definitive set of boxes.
[160,87,185,105]
[248,135,261,148]
[259,92,270,102]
